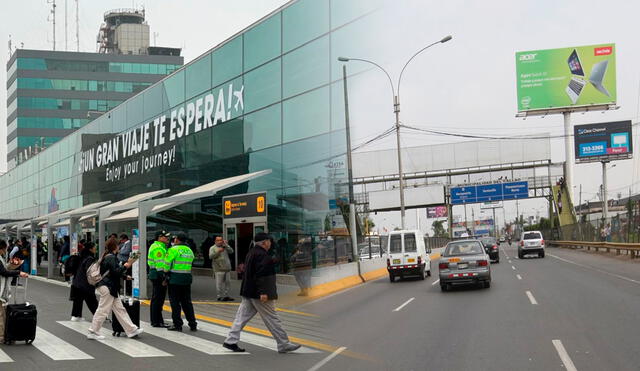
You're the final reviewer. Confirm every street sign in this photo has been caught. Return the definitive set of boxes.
[450,181,529,205]
[222,192,267,219]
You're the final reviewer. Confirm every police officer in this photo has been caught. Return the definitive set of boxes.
[148,230,171,328]
[163,232,197,332]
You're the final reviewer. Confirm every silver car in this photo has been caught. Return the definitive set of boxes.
[518,231,545,258]
[439,239,491,291]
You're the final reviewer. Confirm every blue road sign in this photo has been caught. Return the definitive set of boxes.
[451,186,477,204]
[451,181,529,205]
[476,184,503,202]
[502,181,529,200]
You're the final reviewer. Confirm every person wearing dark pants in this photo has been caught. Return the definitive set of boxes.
[163,233,197,332]
[148,230,171,328]
[224,233,300,353]
[70,242,99,321]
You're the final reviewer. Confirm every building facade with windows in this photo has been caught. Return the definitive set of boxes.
[1,0,381,271]
[6,49,183,168]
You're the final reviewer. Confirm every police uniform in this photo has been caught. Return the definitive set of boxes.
[148,231,170,327]
[163,233,197,331]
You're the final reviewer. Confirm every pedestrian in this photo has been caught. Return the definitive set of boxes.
[163,233,197,332]
[117,234,132,264]
[0,240,28,343]
[148,230,171,328]
[223,232,301,353]
[59,235,70,263]
[87,237,143,340]
[69,242,98,322]
[209,235,234,301]
[558,200,563,214]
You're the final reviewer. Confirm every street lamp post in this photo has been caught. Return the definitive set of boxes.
[338,34,452,229]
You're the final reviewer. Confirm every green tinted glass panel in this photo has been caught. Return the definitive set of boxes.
[283,0,329,52]
[17,58,47,70]
[244,14,281,71]
[18,136,61,147]
[283,36,329,98]
[244,58,281,113]
[283,86,330,143]
[244,104,282,152]
[212,118,244,159]
[186,53,212,98]
[212,36,242,86]
[164,69,185,108]
[143,84,165,121]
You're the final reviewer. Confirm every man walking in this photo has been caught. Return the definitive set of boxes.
[223,232,300,353]
[209,236,234,302]
[163,233,197,332]
[117,234,132,264]
[148,230,171,328]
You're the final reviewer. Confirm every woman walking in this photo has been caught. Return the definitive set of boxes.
[70,242,99,321]
[87,237,142,340]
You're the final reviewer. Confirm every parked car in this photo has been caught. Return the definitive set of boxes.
[387,230,432,282]
[518,231,545,258]
[479,237,500,263]
[439,239,491,291]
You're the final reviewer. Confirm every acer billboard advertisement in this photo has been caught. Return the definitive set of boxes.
[515,44,616,112]
[574,120,632,163]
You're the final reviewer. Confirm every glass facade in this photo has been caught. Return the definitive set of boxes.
[11,57,180,76]
[16,78,152,93]
[1,0,381,272]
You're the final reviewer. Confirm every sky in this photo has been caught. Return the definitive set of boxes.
[2,0,640,233]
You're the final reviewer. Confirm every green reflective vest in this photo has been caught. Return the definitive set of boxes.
[164,244,194,285]
[148,241,168,280]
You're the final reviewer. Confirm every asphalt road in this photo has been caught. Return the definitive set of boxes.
[4,244,640,371]
[303,243,640,371]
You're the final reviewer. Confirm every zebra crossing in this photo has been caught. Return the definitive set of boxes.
[0,319,321,363]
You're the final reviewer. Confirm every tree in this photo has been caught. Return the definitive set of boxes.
[431,220,448,238]
[362,216,375,235]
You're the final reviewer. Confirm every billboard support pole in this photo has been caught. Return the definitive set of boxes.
[563,111,574,205]
[602,161,608,220]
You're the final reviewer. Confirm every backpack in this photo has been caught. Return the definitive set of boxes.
[64,254,81,276]
[87,258,110,286]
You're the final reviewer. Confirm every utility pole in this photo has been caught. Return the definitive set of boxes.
[471,208,475,236]
[602,161,608,220]
[49,0,57,51]
[64,0,68,50]
[75,0,79,51]
[578,184,582,219]
[341,64,360,270]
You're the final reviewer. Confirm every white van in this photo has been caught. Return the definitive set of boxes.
[386,230,432,282]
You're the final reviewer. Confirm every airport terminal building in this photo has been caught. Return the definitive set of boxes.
[1,0,380,271]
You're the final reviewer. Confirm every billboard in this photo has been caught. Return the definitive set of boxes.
[427,206,448,218]
[574,120,633,163]
[516,43,616,112]
[450,181,529,205]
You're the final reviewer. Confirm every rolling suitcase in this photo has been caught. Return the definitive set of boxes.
[111,280,140,337]
[4,277,37,344]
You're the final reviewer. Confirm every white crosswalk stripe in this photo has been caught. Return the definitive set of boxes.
[33,327,94,360]
[196,320,321,354]
[0,348,13,363]
[140,321,250,355]
[58,321,172,358]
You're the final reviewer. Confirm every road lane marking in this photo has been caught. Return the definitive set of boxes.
[58,321,172,358]
[431,279,440,286]
[552,340,578,371]
[511,265,516,270]
[549,253,640,285]
[140,321,249,355]
[393,297,415,312]
[33,327,94,360]
[0,349,12,363]
[516,274,522,280]
[526,291,538,305]
[307,346,347,371]
[195,320,319,354]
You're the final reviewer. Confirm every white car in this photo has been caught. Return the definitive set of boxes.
[386,230,432,282]
[518,231,545,258]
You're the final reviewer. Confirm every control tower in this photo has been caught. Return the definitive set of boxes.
[97,8,149,55]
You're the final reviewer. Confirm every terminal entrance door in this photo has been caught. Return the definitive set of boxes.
[224,221,267,275]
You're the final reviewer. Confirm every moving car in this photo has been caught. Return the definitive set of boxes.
[387,230,432,282]
[479,236,500,263]
[518,231,545,258]
[439,239,491,291]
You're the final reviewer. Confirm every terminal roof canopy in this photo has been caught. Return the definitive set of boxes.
[104,170,272,222]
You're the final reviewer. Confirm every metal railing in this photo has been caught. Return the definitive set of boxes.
[549,240,640,259]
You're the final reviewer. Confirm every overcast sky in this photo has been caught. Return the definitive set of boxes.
[2,0,639,232]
